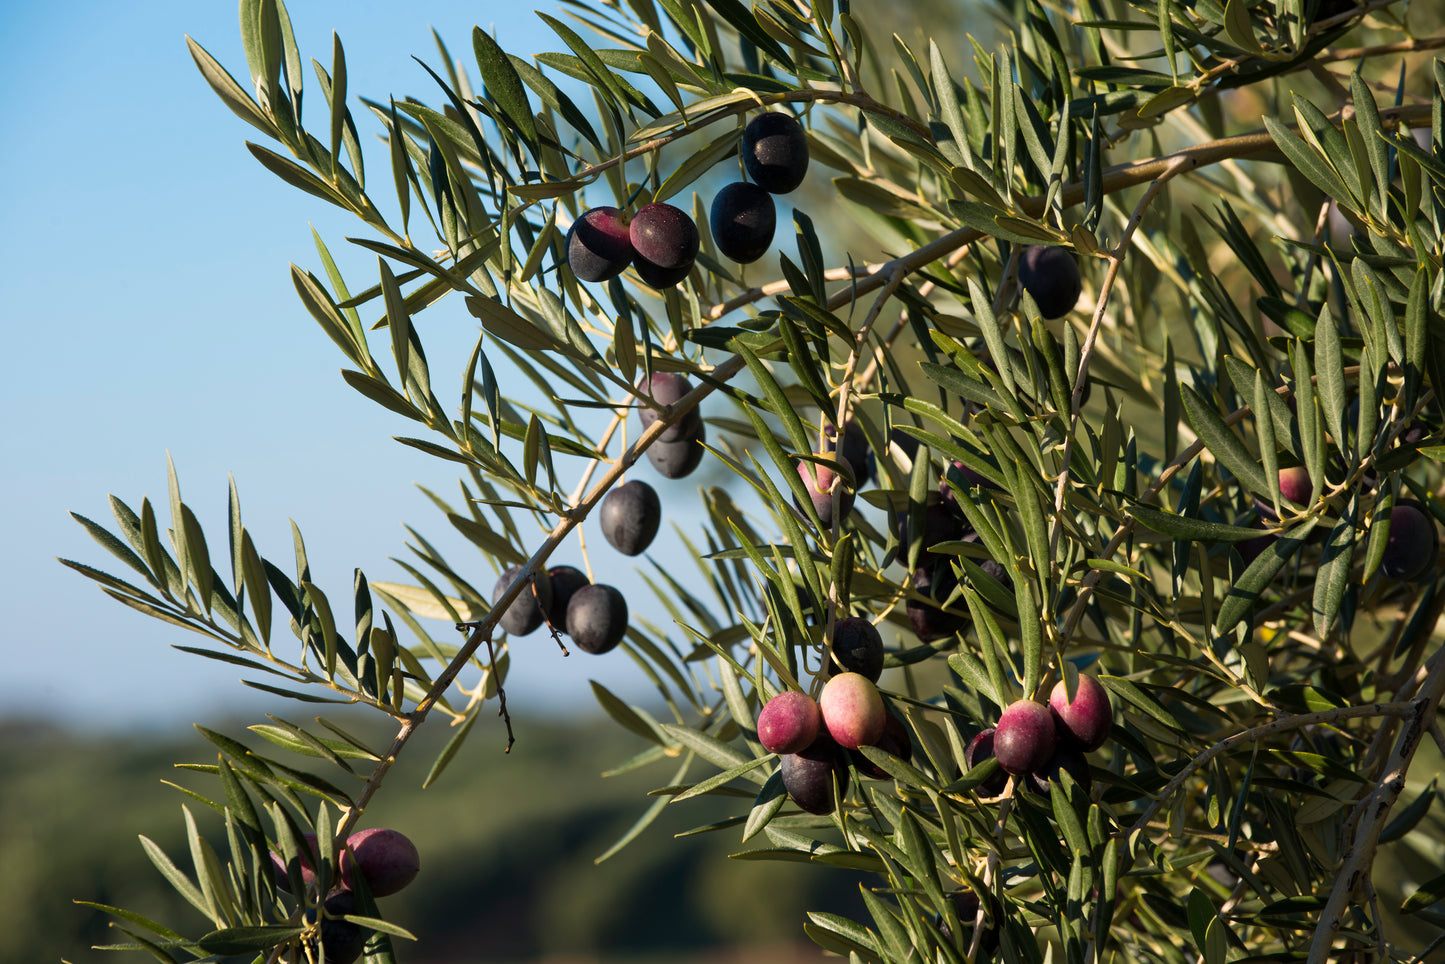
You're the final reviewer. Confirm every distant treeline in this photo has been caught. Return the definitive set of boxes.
[1,715,864,964]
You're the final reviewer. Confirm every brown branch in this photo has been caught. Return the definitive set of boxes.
[1307,682,1442,961]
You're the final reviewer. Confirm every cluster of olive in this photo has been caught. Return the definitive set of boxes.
[488,371,716,649]
[756,616,912,813]
[964,676,1114,797]
[269,828,421,964]
[565,111,810,289]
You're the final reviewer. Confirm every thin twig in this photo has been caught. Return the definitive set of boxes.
[1117,701,1420,844]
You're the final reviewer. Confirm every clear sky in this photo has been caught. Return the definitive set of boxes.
[0,2,712,730]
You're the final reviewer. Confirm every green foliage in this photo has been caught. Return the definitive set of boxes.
[68,0,1445,961]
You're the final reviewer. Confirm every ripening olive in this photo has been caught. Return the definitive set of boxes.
[566,206,633,282]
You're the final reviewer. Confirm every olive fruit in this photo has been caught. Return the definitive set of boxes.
[757,690,822,754]
[896,502,968,566]
[819,672,887,750]
[599,479,661,556]
[313,890,366,964]
[1278,465,1312,506]
[826,418,875,486]
[492,565,553,636]
[795,457,854,528]
[637,371,702,443]
[629,202,699,289]
[1026,745,1093,795]
[742,111,810,194]
[963,728,1011,797]
[907,561,968,642]
[850,710,913,779]
[270,832,319,893]
[543,565,590,628]
[1048,674,1113,752]
[993,700,1058,774]
[566,206,633,282]
[646,419,706,478]
[888,426,921,464]
[566,583,629,654]
[338,828,420,897]
[1380,501,1438,581]
[937,890,999,952]
[828,616,884,681]
[710,181,776,263]
[780,733,849,814]
[1017,245,1082,320]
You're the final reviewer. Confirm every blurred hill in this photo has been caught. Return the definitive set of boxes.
[1,713,865,964]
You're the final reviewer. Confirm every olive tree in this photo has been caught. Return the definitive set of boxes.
[65,0,1445,961]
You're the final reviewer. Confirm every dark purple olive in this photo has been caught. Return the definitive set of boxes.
[795,458,854,528]
[492,565,553,636]
[313,891,366,964]
[895,502,969,563]
[543,565,590,627]
[629,202,699,289]
[1380,501,1438,581]
[646,419,706,478]
[742,111,810,194]
[269,832,319,894]
[850,710,912,779]
[829,616,884,681]
[566,206,633,282]
[1048,675,1113,752]
[907,561,968,641]
[888,427,921,464]
[936,890,999,952]
[710,181,776,263]
[637,371,702,442]
[1026,745,1093,795]
[1277,466,1312,506]
[826,418,875,486]
[566,583,629,654]
[599,479,662,556]
[758,691,822,754]
[780,732,849,814]
[994,700,1057,774]
[338,827,420,897]
[1017,245,1082,320]
[963,728,1011,797]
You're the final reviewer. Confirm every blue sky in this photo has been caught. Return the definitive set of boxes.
[0,2,707,730]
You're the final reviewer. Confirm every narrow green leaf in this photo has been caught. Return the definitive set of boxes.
[1128,505,1272,543]
[1216,519,1319,634]
[1099,676,1185,732]
[672,755,771,801]
[1312,499,1357,637]
[138,835,209,920]
[596,755,691,863]
[246,142,343,206]
[1180,384,1267,494]
[186,36,274,137]
[743,770,788,841]
[654,126,738,203]
[659,723,752,771]
[197,926,306,954]
[473,26,538,145]
[591,681,668,746]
